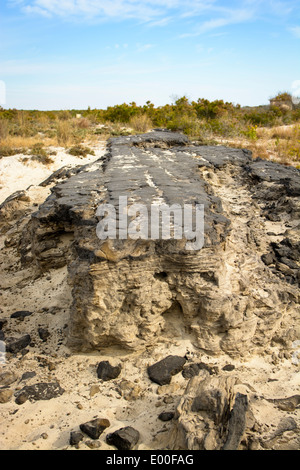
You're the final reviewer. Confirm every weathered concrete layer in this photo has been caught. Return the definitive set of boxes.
[25,131,300,355]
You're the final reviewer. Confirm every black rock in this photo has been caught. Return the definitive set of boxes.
[20,371,37,382]
[261,253,275,266]
[70,431,84,446]
[15,382,65,404]
[182,362,218,379]
[222,364,235,372]
[6,334,31,354]
[80,418,110,440]
[182,363,201,379]
[106,426,140,450]
[271,239,300,262]
[147,355,187,385]
[96,361,121,381]
[10,311,33,319]
[158,411,174,422]
[0,190,27,209]
[248,160,300,197]
[0,319,7,330]
[20,349,30,356]
[39,165,81,188]
[38,328,50,342]
[0,331,4,341]
[15,391,28,405]
[280,257,299,270]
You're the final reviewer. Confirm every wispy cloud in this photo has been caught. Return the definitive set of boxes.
[179,0,300,37]
[147,16,174,27]
[7,1,300,34]
[8,1,217,22]
[136,43,155,52]
[0,58,79,75]
[289,26,300,38]
[180,7,256,37]
[0,57,170,78]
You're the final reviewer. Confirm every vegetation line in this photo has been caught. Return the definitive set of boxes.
[0,92,299,167]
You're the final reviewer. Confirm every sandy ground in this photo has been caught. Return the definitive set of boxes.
[0,145,106,204]
[0,142,299,451]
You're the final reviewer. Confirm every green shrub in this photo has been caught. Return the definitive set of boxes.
[192,98,237,120]
[243,125,258,141]
[270,91,293,102]
[68,145,95,157]
[58,110,72,121]
[104,102,140,123]
[28,144,54,164]
[0,146,24,157]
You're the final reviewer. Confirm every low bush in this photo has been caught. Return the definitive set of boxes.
[0,146,24,157]
[29,144,54,165]
[68,145,95,157]
[129,114,153,133]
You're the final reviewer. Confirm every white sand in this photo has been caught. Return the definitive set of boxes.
[0,145,106,204]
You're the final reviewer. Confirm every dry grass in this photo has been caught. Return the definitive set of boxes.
[129,114,153,133]
[0,116,97,156]
[257,125,296,140]
[255,124,300,164]
[1,135,56,148]
[0,119,9,141]
[75,117,92,129]
[56,120,75,147]
[0,135,57,157]
[219,124,300,166]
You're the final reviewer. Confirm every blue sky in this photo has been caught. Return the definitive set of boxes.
[0,0,300,110]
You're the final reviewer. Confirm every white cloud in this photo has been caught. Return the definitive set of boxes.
[0,57,170,78]
[0,59,78,75]
[23,4,52,16]
[9,0,216,22]
[289,26,300,38]
[147,16,174,27]
[136,43,155,52]
[7,0,300,34]
[180,7,255,37]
